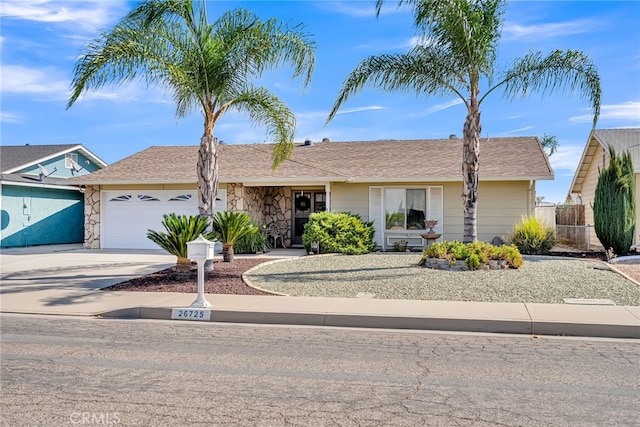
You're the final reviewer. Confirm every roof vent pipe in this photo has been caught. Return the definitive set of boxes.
[304,138,313,146]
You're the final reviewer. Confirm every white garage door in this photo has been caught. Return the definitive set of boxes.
[102,190,226,249]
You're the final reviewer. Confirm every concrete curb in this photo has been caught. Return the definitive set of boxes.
[98,301,640,339]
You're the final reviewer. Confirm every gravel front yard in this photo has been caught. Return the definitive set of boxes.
[244,254,640,306]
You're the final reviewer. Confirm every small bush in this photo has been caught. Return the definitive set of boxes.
[302,212,377,255]
[509,215,556,255]
[234,219,268,254]
[419,240,523,270]
[393,240,409,252]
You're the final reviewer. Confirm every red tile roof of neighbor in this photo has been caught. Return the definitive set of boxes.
[68,137,553,185]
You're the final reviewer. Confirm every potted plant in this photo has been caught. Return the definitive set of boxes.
[424,219,439,234]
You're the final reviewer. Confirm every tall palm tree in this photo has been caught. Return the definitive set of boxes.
[67,0,315,218]
[327,0,600,242]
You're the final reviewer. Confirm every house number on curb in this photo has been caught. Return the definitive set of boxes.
[171,308,211,321]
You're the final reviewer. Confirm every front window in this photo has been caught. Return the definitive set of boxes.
[385,188,426,230]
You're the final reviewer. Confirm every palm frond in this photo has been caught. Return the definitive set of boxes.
[211,211,257,245]
[147,213,211,259]
[327,46,466,124]
[492,49,601,126]
[223,87,296,168]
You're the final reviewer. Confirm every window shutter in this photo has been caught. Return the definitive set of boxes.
[428,186,444,235]
[369,186,383,247]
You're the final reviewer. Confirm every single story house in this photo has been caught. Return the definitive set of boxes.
[68,136,553,250]
[1,144,107,248]
[567,128,640,249]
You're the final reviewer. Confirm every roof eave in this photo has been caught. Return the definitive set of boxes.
[71,178,197,186]
[2,144,109,174]
[567,130,600,198]
[0,179,83,191]
[345,175,553,183]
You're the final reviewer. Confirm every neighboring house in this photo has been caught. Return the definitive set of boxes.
[0,144,107,248]
[68,136,553,250]
[567,128,640,249]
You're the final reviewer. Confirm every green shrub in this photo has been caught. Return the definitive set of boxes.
[419,240,523,270]
[302,211,377,255]
[234,219,268,254]
[508,215,556,255]
[147,213,211,275]
[594,147,636,256]
[393,240,409,252]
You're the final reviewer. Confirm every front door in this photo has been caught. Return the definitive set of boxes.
[292,191,326,246]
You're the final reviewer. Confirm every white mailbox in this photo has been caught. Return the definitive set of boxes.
[187,234,216,260]
[186,234,216,308]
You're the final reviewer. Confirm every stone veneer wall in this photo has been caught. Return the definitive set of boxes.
[422,258,511,271]
[227,183,293,246]
[264,187,292,245]
[84,186,100,249]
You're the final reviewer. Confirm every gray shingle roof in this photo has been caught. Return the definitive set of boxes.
[594,128,640,171]
[0,144,79,173]
[569,128,640,195]
[68,137,553,185]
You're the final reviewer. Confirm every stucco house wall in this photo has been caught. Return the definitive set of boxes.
[331,180,531,243]
[568,128,640,250]
[1,185,84,247]
[69,137,552,250]
[0,144,107,248]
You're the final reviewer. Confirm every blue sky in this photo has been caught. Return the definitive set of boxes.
[1,0,639,204]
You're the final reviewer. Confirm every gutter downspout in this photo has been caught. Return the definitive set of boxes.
[325,182,331,212]
[528,180,534,217]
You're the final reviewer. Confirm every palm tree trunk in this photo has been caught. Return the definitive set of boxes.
[197,135,219,217]
[198,134,219,272]
[222,243,234,262]
[462,102,481,243]
[173,256,192,280]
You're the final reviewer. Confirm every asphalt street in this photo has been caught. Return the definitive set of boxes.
[1,314,638,426]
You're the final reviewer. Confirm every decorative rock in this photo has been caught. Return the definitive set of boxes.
[491,236,505,246]
[422,257,510,271]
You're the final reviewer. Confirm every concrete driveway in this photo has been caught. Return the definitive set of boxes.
[0,244,176,315]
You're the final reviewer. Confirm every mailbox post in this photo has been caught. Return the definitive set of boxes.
[187,234,216,308]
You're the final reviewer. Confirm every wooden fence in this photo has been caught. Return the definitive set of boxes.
[556,205,585,226]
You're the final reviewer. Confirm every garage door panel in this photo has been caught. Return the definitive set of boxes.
[103,191,200,249]
[103,190,227,249]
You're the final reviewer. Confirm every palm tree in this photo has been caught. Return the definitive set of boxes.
[147,213,212,276]
[211,211,257,262]
[67,0,315,218]
[327,0,600,242]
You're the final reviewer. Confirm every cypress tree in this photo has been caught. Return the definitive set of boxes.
[593,146,636,256]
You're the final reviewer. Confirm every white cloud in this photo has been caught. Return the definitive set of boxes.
[503,18,595,41]
[316,1,400,18]
[336,105,384,115]
[0,0,128,32]
[548,144,585,172]
[0,65,68,98]
[501,126,534,134]
[410,98,464,118]
[0,64,177,106]
[570,101,640,123]
[0,111,23,124]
